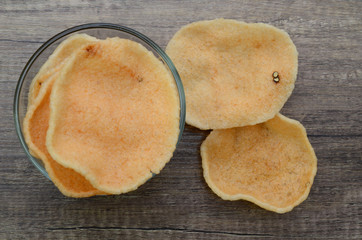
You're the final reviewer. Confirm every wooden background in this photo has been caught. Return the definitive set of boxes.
[1,0,361,239]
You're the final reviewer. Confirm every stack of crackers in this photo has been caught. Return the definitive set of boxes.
[166,19,317,213]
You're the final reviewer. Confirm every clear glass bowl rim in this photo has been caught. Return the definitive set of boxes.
[13,23,186,179]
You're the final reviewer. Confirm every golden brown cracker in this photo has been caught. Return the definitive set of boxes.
[46,38,180,194]
[201,114,317,213]
[166,19,298,129]
[23,73,104,197]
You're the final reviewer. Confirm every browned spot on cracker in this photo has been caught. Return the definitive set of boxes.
[85,44,98,57]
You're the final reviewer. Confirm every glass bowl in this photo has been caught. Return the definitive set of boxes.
[14,23,186,180]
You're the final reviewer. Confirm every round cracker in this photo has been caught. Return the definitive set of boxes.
[28,33,98,107]
[46,38,180,194]
[23,73,104,198]
[201,114,317,213]
[166,19,298,129]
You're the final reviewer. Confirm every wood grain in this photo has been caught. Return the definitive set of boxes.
[0,0,361,239]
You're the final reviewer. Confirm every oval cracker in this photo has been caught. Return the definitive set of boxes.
[166,19,298,129]
[46,38,180,194]
[201,114,317,213]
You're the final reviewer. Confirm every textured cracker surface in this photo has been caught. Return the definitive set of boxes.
[28,34,97,106]
[201,114,317,213]
[23,74,103,197]
[47,38,180,194]
[166,19,298,129]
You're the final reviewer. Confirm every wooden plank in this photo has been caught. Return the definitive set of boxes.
[0,0,361,239]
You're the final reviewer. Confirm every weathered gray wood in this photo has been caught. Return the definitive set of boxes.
[0,0,361,239]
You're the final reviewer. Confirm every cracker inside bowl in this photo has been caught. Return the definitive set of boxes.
[14,23,186,197]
